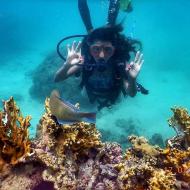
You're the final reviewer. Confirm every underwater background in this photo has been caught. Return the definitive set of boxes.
[0,0,190,148]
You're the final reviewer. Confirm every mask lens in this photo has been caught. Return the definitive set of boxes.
[90,45,115,57]
[103,46,114,56]
[90,45,101,56]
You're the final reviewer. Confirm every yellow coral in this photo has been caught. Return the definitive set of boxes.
[0,97,31,169]
[117,160,154,190]
[162,147,190,182]
[56,122,102,156]
[149,169,176,190]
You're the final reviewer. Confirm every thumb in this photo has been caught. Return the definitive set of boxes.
[126,62,133,71]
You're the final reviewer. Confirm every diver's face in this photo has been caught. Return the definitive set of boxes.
[89,41,115,63]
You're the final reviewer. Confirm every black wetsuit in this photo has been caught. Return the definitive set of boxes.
[80,59,125,110]
[78,0,120,32]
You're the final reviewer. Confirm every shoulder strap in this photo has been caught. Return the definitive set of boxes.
[79,61,94,88]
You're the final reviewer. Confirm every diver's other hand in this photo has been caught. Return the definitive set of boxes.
[66,41,84,66]
[126,51,144,79]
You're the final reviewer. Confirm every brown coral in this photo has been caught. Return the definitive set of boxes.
[116,136,176,190]
[168,107,190,148]
[0,97,31,170]
[162,147,190,183]
[149,169,176,190]
[127,135,161,157]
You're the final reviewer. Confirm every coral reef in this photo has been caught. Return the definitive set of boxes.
[168,107,190,148]
[29,52,63,102]
[0,98,190,190]
[0,97,31,170]
[116,135,175,190]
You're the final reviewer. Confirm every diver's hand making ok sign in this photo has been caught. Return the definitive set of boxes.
[66,41,84,66]
[125,51,144,79]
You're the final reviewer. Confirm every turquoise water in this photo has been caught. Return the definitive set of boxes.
[0,0,190,146]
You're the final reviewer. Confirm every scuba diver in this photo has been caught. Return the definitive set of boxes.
[55,0,148,110]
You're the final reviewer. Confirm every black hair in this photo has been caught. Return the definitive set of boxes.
[81,23,142,63]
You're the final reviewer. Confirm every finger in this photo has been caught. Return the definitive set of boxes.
[139,59,144,67]
[79,55,84,62]
[72,41,76,51]
[71,54,79,59]
[137,53,143,65]
[73,57,84,66]
[75,41,82,52]
[78,46,82,55]
[78,56,84,65]
[126,62,133,71]
[76,53,83,61]
[67,44,71,54]
[130,61,135,69]
[129,61,134,66]
[134,51,140,62]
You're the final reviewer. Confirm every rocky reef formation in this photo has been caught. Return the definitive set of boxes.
[29,52,63,103]
[0,98,190,190]
[29,52,86,106]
